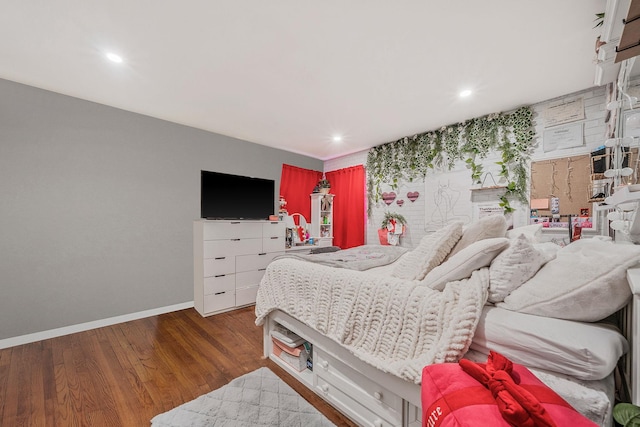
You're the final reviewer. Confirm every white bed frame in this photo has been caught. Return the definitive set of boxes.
[623,268,640,406]
[263,268,640,427]
[263,311,422,427]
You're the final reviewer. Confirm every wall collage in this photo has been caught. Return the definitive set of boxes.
[325,83,632,247]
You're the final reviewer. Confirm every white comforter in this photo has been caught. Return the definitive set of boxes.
[255,258,489,384]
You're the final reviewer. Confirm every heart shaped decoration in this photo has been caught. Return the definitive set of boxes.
[396,199,405,207]
[407,191,420,202]
[382,192,396,205]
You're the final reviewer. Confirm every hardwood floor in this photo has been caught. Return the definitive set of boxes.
[0,306,357,426]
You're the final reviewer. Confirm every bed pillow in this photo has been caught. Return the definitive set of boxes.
[391,221,463,280]
[422,237,509,290]
[533,241,561,259]
[448,215,508,257]
[470,306,628,381]
[498,238,640,321]
[506,223,543,242]
[487,234,551,303]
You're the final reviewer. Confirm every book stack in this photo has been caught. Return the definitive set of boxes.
[271,325,312,372]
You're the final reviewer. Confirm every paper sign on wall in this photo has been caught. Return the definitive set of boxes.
[544,98,585,127]
[543,123,584,152]
[530,198,549,210]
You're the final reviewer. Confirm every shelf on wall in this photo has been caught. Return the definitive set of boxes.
[616,0,640,63]
[470,185,507,191]
[606,184,640,205]
[594,0,630,84]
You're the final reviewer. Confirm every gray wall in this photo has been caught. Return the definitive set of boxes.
[0,78,323,340]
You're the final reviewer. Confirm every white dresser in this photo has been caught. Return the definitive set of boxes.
[194,220,285,316]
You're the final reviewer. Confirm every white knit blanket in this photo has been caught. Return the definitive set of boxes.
[255,258,489,384]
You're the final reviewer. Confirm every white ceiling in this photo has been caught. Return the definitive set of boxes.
[1,1,605,160]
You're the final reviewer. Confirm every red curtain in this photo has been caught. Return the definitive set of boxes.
[326,165,365,249]
[280,164,322,224]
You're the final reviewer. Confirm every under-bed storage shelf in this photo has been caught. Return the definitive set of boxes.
[268,345,314,388]
[263,310,422,427]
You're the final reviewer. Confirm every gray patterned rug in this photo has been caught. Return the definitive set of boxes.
[151,367,335,426]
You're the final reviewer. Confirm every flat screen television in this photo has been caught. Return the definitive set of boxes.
[201,170,275,220]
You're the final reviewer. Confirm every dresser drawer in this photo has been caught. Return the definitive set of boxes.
[203,275,235,295]
[203,221,262,240]
[236,270,265,289]
[316,376,399,427]
[262,221,286,239]
[235,285,259,306]
[314,349,402,424]
[204,238,261,258]
[406,402,423,427]
[317,237,333,247]
[203,257,235,277]
[203,291,235,314]
[236,252,281,273]
[263,236,285,253]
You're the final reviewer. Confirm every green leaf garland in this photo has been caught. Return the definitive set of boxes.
[366,106,534,215]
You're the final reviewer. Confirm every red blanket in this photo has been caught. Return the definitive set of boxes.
[421,351,598,427]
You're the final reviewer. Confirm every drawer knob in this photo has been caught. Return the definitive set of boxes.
[321,361,329,370]
[373,420,383,427]
[373,391,382,400]
[321,384,329,394]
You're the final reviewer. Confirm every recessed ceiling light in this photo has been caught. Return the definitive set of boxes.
[106,52,123,63]
[459,89,472,98]
[332,135,343,142]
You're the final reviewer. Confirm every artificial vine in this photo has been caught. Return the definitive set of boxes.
[366,106,534,215]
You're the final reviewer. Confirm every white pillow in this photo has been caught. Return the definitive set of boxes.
[448,215,507,257]
[488,234,551,303]
[532,241,561,260]
[422,237,509,290]
[498,238,640,321]
[506,223,543,242]
[470,306,628,381]
[391,222,463,280]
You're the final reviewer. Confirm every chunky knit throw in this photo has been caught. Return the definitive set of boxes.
[255,258,489,384]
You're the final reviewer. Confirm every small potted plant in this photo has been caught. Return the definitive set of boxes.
[379,212,407,245]
[613,402,640,426]
[318,178,331,194]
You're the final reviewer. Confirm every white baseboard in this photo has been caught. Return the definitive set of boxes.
[0,301,195,350]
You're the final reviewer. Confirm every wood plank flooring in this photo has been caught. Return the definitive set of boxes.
[0,307,357,426]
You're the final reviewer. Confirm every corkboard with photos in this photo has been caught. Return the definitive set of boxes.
[529,155,593,227]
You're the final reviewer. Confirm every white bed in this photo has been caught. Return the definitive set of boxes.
[256,217,640,427]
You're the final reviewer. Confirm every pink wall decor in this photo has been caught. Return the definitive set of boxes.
[396,199,405,207]
[382,192,396,205]
[407,191,420,202]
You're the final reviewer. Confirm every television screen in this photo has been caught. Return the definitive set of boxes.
[201,170,275,220]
